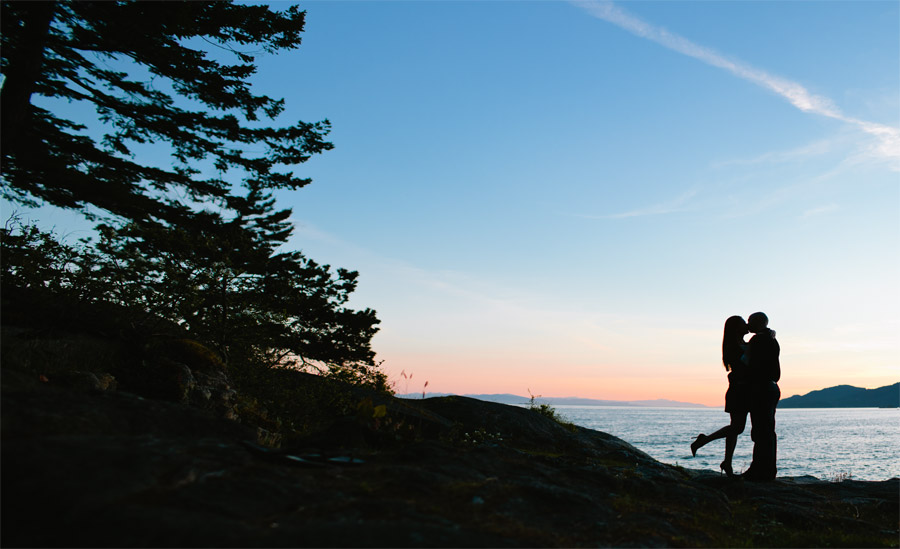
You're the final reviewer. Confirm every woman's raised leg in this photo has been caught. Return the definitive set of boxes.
[691,423,731,456]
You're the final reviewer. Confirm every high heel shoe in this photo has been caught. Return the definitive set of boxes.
[690,434,708,457]
[720,461,734,477]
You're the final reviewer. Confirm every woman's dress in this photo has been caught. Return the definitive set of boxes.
[724,345,751,414]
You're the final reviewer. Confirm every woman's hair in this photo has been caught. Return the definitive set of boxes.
[722,315,746,371]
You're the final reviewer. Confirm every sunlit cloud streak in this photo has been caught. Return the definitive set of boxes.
[572,0,900,167]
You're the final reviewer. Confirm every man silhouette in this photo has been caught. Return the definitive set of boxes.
[742,312,781,481]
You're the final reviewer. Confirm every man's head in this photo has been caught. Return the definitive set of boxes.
[747,312,769,333]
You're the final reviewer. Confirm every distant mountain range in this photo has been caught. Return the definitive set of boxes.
[779,383,899,408]
[398,383,900,409]
[396,392,708,408]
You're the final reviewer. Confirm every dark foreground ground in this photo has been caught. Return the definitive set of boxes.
[2,335,898,548]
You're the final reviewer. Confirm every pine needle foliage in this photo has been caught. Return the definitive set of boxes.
[0,1,387,391]
[1,0,330,227]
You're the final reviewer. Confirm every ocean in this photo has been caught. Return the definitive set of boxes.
[543,406,899,481]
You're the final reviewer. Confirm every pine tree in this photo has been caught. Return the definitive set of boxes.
[1,0,331,228]
[1,1,386,390]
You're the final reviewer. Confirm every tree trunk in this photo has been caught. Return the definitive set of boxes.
[1,1,57,159]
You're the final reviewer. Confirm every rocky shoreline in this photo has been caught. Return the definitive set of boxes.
[2,336,898,547]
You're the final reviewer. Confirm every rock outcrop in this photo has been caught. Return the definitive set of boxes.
[1,326,897,547]
[2,358,897,548]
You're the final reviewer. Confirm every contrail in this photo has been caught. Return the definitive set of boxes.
[572,0,900,165]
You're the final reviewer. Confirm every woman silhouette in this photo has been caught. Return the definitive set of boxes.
[690,315,750,476]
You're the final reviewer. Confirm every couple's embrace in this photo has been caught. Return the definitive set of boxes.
[690,312,781,481]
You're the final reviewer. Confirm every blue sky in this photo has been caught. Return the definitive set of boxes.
[8,1,899,405]
[260,1,899,404]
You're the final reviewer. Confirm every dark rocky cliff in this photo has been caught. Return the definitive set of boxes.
[2,330,898,547]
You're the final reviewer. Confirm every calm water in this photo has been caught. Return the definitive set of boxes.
[547,406,899,481]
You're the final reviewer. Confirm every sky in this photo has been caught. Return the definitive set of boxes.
[8,1,899,406]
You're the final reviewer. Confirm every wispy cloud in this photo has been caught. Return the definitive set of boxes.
[574,188,698,219]
[801,204,839,219]
[711,138,837,168]
[572,0,900,169]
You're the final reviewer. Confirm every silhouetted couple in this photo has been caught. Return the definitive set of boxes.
[690,312,781,480]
